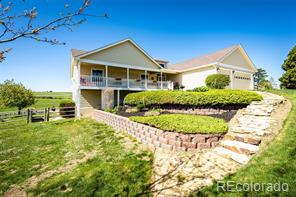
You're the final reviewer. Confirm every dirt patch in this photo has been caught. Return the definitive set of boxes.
[116,130,151,155]
[4,186,26,197]
[4,151,98,197]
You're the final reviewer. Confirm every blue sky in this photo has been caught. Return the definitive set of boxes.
[0,0,295,91]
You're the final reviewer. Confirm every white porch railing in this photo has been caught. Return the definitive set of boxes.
[129,79,145,89]
[80,75,173,90]
[80,75,106,87]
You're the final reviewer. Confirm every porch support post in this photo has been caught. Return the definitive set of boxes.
[106,65,108,87]
[145,70,147,89]
[77,61,81,86]
[76,61,81,118]
[117,90,120,106]
[230,70,234,89]
[127,68,130,88]
[160,71,163,89]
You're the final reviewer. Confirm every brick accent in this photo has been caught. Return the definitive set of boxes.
[93,110,224,151]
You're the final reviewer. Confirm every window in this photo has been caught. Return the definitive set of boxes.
[140,74,147,81]
[92,69,103,82]
[159,63,165,68]
[157,73,166,81]
[92,69,103,77]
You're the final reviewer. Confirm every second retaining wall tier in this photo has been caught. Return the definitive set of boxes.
[93,110,224,151]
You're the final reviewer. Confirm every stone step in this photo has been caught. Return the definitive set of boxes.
[238,120,271,127]
[242,111,272,116]
[250,101,267,105]
[224,132,261,145]
[237,117,273,124]
[238,123,269,130]
[230,126,267,136]
[238,117,276,124]
[246,104,274,110]
[240,115,273,120]
[245,107,273,113]
[221,140,259,155]
[214,147,250,164]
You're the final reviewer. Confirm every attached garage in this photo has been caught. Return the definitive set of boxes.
[233,72,252,90]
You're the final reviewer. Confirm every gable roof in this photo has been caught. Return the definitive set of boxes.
[167,45,239,72]
[71,49,86,57]
[73,38,163,69]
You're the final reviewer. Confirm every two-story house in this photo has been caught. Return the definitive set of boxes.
[71,38,256,117]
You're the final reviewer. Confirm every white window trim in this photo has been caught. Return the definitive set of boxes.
[91,68,104,77]
[140,73,148,80]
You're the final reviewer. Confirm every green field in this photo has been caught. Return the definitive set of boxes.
[196,89,296,196]
[0,119,152,196]
[0,92,71,112]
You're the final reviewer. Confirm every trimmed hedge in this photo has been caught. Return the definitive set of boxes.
[188,86,209,92]
[123,90,263,107]
[205,74,230,89]
[129,114,228,134]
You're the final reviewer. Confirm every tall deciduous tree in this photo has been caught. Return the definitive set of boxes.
[0,0,107,62]
[279,46,296,89]
[0,79,35,112]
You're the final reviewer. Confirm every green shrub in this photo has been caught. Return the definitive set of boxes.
[104,108,114,113]
[136,103,145,111]
[104,105,122,114]
[114,105,122,112]
[258,80,273,90]
[125,107,139,113]
[59,100,75,118]
[189,86,209,92]
[129,114,228,134]
[124,90,263,107]
[144,109,161,116]
[205,74,230,89]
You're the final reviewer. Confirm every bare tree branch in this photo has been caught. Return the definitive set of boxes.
[0,0,108,62]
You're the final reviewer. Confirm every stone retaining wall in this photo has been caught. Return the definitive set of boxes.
[160,107,240,121]
[93,110,224,151]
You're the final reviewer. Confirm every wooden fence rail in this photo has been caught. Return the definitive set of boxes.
[0,107,76,126]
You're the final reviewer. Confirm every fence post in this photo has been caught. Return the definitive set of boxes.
[27,109,32,123]
[44,108,47,122]
[47,108,50,122]
[27,109,30,123]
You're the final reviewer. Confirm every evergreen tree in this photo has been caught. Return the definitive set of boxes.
[279,46,296,89]
[254,68,268,89]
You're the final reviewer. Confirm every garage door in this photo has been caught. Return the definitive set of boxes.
[233,73,251,90]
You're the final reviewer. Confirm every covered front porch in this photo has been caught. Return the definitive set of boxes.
[79,61,173,90]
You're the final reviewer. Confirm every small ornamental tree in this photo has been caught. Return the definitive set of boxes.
[205,74,230,89]
[254,68,268,89]
[0,80,35,112]
[258,79,273,90]
[279,46,296,89]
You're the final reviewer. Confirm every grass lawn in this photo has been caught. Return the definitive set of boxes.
[0,92,71,112]
[0,118,152,196]
[129,114,228,134]
[196,89,296,196]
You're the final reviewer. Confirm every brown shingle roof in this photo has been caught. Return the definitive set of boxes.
[167,45,239,71]
[71,49,87,57]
